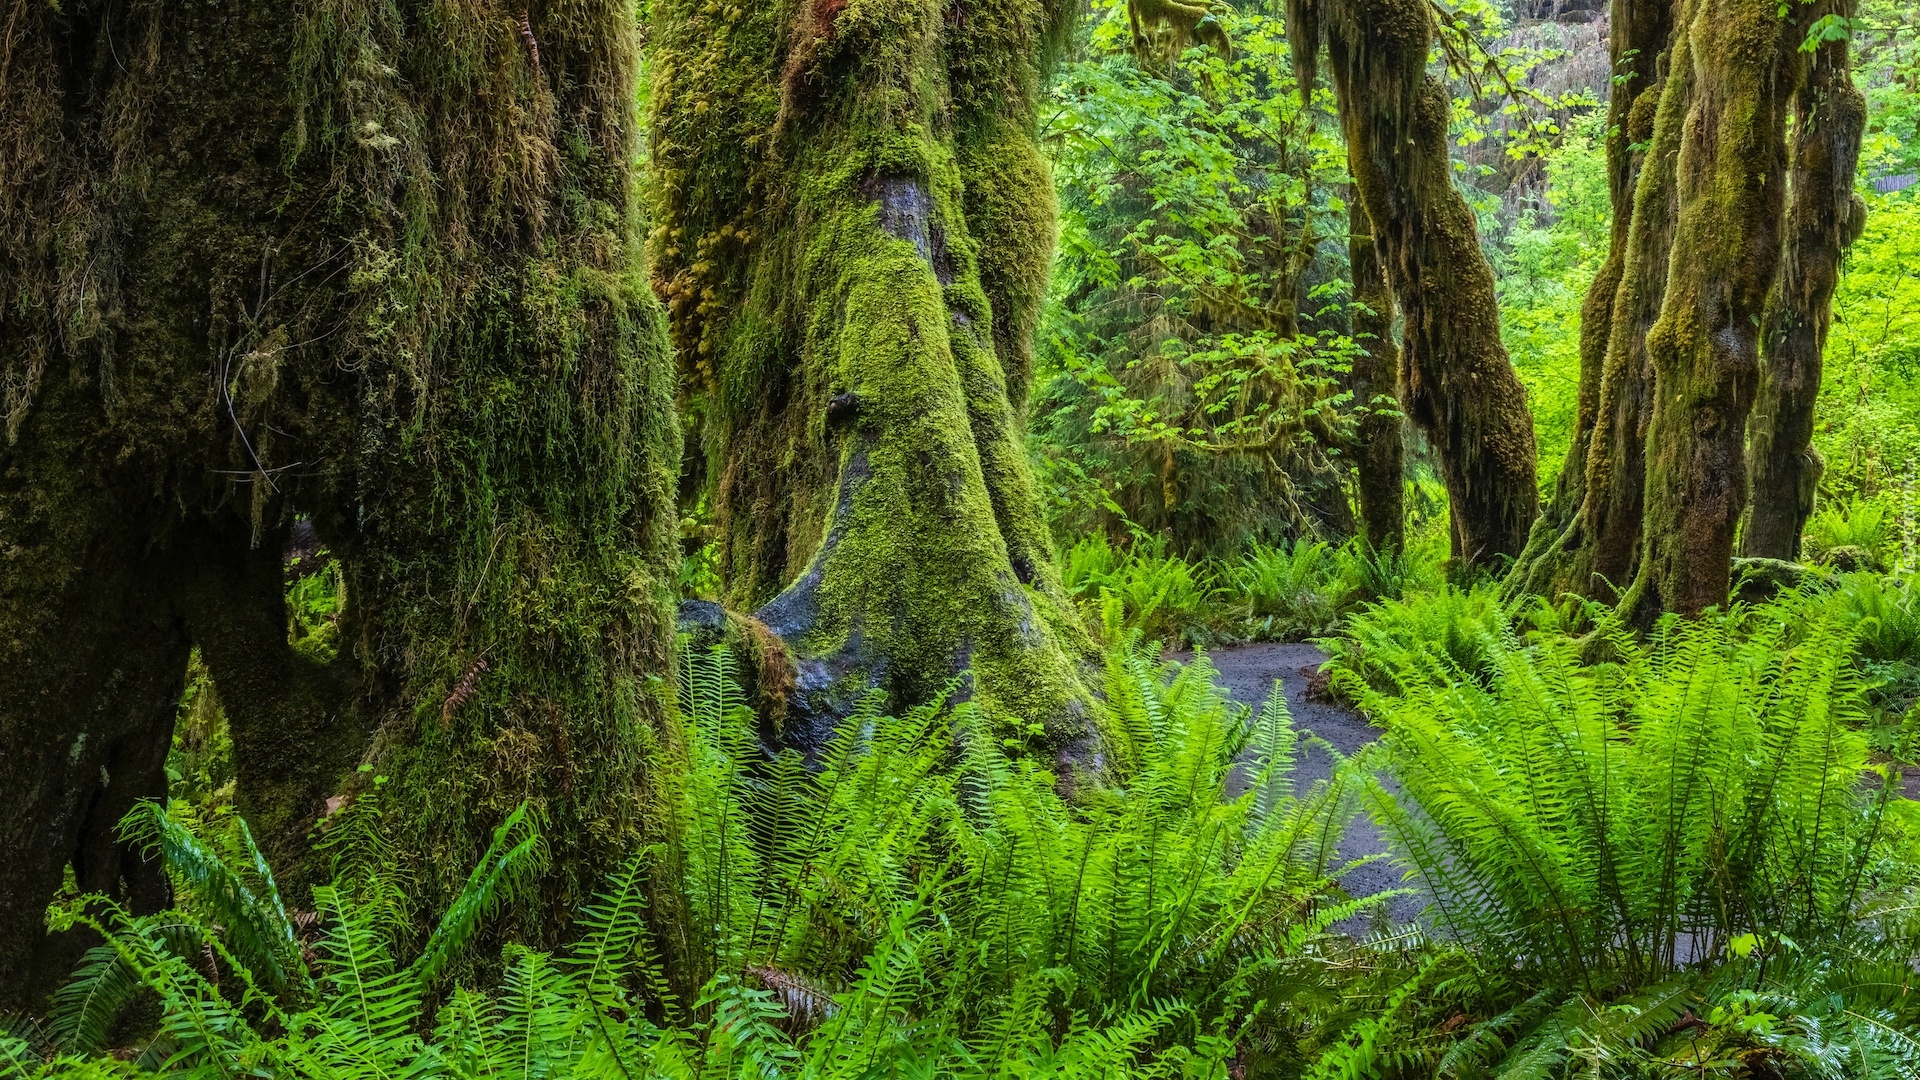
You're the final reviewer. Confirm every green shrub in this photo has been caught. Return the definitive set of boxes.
[1061,534,1221,645]
[1812,571,1920,722]
[1805,497,1899,570]
[1319,581,1519,696]
[1231,539,1348,639]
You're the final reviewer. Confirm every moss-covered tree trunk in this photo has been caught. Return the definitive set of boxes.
[0,0,676,1006]
[1347,198,1405,552]
[1520,0,1835,614]
[1294,0,1539,569]
[1621,0,1814,618]
[1739,16,1866,561]
[652,0,1092,750]
[1512,0,1679,600]
[1548,0,1673,525]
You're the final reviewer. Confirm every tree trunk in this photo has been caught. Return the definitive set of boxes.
[1,0,677,1006]
[1739,15,1866,561]
[1550,0,1673,524]
[1304,0,1540,570]
[1623,0,1812,619]
[1514,4,1680,601]
[1348,198,1405,552]
[651,0,1093,751]
[1519,0,1834,613]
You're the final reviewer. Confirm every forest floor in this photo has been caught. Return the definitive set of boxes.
[1181,643,1426,929]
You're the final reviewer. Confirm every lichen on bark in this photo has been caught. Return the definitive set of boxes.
[651,0,1094,751]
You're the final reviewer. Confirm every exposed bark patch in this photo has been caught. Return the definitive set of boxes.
[862,173,956,284]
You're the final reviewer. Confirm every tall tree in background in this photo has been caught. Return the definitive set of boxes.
[1740,6,1868,561]
[651,0,1092,750]
[1521,0,1841,617]
[0,0,678,1006]
[1288,0,1541,570]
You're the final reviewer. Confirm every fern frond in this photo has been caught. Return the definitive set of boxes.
[411,802,545,989]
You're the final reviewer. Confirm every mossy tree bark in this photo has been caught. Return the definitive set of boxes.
[0,0,677,1006]
[1622,0,1818,618]
[1549,0,1673,525]
[1512,0,1679,600]
[1519,0,1838,615]
[1291,0,1540,570]
[1739,13,1866,561]
[1347,199,1405,552]
[652,0,1092,750]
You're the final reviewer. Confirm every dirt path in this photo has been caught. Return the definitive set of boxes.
[1184,642,1424,928]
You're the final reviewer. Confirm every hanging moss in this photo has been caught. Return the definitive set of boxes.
[651,0,1095,749]
[1291,0,1539,570]
[0,0,678,1006]
[1346,197,1405,552]
[1124,0,1230,65]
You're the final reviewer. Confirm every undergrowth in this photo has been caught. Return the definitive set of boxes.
[1318,586,1920,1075]
[15,581,1920,1077]
[6,639,1400,1078]
[1061,527,1446,647]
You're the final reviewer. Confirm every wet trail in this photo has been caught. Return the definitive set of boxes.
[1179,642,1425,927]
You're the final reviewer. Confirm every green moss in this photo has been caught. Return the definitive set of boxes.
[651,0,1095,745]
[1740,29,1866,562]
[1311,0,1539,569]
[0,0,681,997]
[1625,0,1813,620]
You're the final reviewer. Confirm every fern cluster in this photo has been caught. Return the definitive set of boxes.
[18,595,1918,1078]
[8,636,1397,1078]
[1062,531,1447,647]
[658,636,1399,1073]
[1325,593,1920,1075]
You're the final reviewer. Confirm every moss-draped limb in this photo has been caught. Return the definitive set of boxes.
[1622,0,1814,619]
[1,0,678,1002]
[1347,198,1405,552]
[1739,15,1866,561]
[1296,0,1539,569]
[652,0,1093,746]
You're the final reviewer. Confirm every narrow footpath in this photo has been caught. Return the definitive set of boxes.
[1189,643,1425,927]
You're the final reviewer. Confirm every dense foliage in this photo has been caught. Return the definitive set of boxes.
[1033,2,1363,553]
[14,585,1920,1077]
